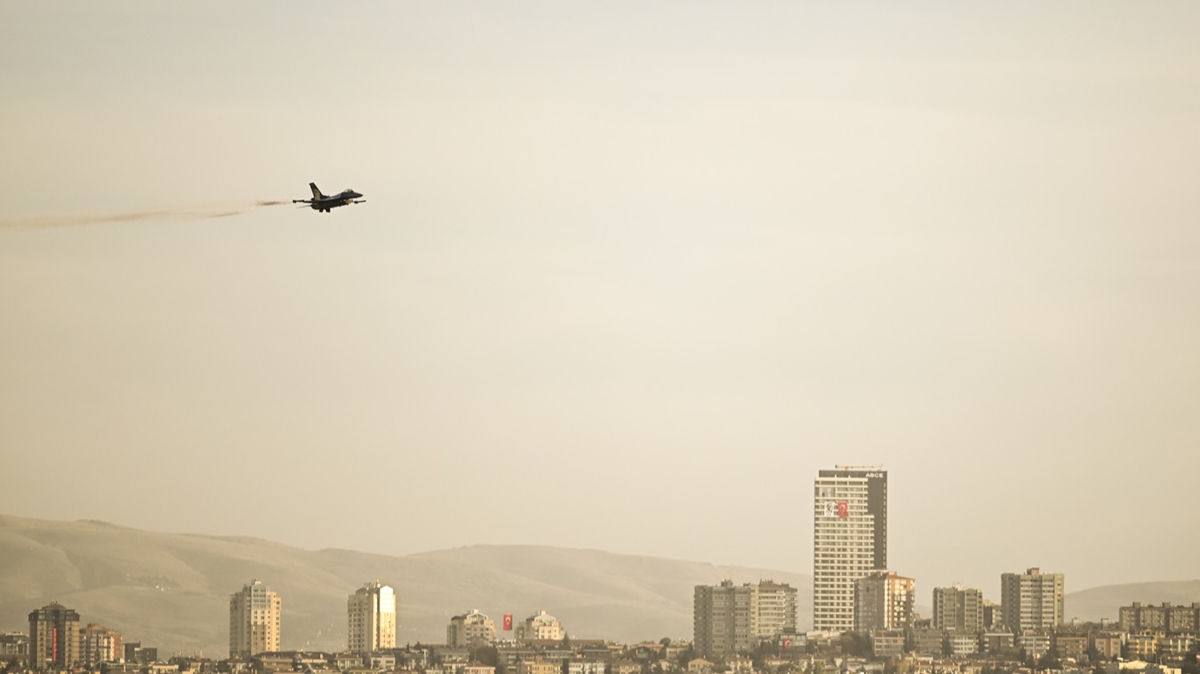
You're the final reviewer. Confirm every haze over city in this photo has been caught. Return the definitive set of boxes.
[2,0,1199,605]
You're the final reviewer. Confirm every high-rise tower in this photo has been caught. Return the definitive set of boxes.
[694,580,798,658]
[933,585,984,633]
[229,580,281,657]
[1000,567,1063,631]
[28,602,80,669]
[812,465,887,633]
[347,582,396,654]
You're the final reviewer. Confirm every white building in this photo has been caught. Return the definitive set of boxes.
[348,581,397,654]
[813,465,888,633]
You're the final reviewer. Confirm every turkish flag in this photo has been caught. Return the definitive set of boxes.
[837,502,848,518]
[503,614,513,631]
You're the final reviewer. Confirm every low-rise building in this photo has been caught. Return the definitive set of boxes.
[870,630,904,658]
[980,631,1016,655]
[1055,634,1088,660]
[911,628,945,657]
[1018,633,1051,658]
[1126,632,1162,660]
[1161,634,1195,659]
[1092,632,1124,659]
[515,659,561,674]
[947,634,978,657]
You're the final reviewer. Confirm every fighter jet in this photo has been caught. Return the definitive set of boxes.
[292,183,365,213]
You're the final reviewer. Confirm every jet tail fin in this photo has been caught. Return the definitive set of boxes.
[309,183,325,199]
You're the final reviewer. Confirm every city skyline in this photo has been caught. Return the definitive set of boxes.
[3,1,1200,602]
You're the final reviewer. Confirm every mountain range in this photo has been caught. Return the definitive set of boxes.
[1,514,1197,658]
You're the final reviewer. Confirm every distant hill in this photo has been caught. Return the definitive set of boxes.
[0,515,810,657]
[1066,580,1200,623]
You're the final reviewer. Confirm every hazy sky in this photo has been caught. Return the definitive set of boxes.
[2,2,1198,610]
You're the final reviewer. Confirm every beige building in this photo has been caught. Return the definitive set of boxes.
[1120,602,1200,634]
[515,659,560,674]
[80,624,122,666]
[229,580,281,658]
[447,609,496,648]
[348,582,396,654]
[813,466,887,633]
[516,611,563,642]
[1000,568,1063,631]
[1054,634,1088,659]
[757,581,799,638]
[1091,632,1123,659]
[854,571,914,633]
[933,585,983,633]
[29,602,80,669]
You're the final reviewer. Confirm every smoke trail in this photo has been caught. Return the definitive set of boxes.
[0,200,291,229]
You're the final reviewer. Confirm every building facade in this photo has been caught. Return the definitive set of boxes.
[348,582,397,654]
[229,580,281,658]
[853,571,914,633]
[79,624,122,667]
[933,585,983,633]
[1119,602,1200,634]
[29,603,80,670]
[813,466,887,633]
[447,609,496,648]
[756,581,799,638]
[516,611,563,642]
[694,580,799,658]
[1000,568,1063,631]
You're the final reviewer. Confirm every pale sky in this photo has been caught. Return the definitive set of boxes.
[2,2,1198,609]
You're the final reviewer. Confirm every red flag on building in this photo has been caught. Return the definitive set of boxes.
[503,614,513,631]
[836,501,849,518]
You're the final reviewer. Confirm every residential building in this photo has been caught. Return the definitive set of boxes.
[80,624,122,666]
[1125,631,1162,660]
[1091,632,1123,659]
[1161,634,1196,659]
[813,465,887,633]
[948,633,979,657]
[516,611,563,642]
[932,585,983,634]
[980,631,1016,655]
[693,580,797,658]
[854,571,914,633]
[982,601,1002,629]
[1120,603,1200,634]
[123,642,156,665]
[1017,633,1051,659]
[1054,634,1088,660]
[29,602,80,669]
[0,633,29,658]
[757,581,799,638]
[911,628,945,657]
[564,662,606,674]
[348,582,396,654]
[869,630,904,658]
[515,659,560,674]
[694,581,757,658]
[1000,568,1064,631]
[229,580,281,658]
[447,610,496,649]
